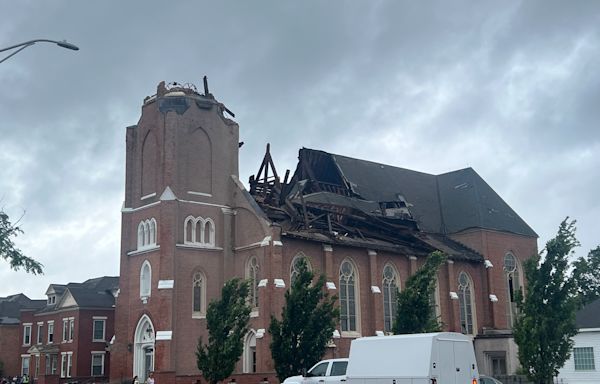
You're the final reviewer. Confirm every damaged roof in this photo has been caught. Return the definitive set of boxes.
[325,150,537,238]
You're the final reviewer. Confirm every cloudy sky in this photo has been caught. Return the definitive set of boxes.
[1,1,599,298]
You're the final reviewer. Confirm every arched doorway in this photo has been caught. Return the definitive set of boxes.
[243,330,257,373]
[134,315,155,382]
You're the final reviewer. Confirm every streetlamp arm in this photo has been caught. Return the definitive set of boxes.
[0,39,79,64]
[0,39,79,53]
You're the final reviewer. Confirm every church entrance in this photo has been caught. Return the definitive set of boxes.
[134,315,155,382]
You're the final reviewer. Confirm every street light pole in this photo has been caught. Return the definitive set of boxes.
[0,39,79,64]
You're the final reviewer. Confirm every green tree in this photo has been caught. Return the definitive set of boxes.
[513,219,581,384]
[572,246,600,306]
[0,210,43,274]
[269,258,340,382]
[196,278,251,384]
[393,251,445,334]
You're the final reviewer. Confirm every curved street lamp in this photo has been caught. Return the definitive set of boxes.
[0,39,79,64]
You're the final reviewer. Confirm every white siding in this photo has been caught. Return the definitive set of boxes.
[557,330,600,384]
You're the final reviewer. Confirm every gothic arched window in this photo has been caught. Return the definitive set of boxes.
[339,259,359,333]
[382,264,399,333]
[246,257,260,309]
[458,271,476,335]
[192,271,206,317]
[140,261,152,301]
[290,253,311,288]
[504,252,521,327]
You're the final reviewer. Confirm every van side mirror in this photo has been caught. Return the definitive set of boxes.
[302,368,308,377]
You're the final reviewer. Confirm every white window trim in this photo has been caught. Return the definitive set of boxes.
[90,351,106,376]
[21,355,31,376]
[140,260,152,302]
[93,319,106,342]
[339,258,361,336]
[184,215,216,247]
[60,352,73,378]
[37,322,44,345]
[47,320,54,344]
[23,323,32,346]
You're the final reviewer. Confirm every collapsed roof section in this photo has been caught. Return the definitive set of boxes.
[249,146,491,262]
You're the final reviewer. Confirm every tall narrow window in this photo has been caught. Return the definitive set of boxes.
[192,271,206,317]
[140,261,152,301]
[504,253,521,328]
[204,219,215,246]
[37,323,43,344]
[382,264,399,333]
[184,216,194,243]
[48,321,54,344]
[23,324,32,346]
[339,259,359,333]
[21,356,30,376]
[246,257,260,309]
[458,271,476,335]
[62,319,69,342]
[243,331,257,373]
[290,253,311,287]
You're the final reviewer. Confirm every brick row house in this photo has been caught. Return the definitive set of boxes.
[15,277,118,384]
[0,294,45,378]
[110,81,537,384]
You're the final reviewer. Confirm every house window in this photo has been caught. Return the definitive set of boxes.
[290,253,311,287]
[48,321,54,343]
[504,252,521,328]
[62,319,68,342]
[21,356,30,376]
[192,271,206,317]
[47,295,56,305]
[339,259,359,333]
[137,218,157,250]
[23,324,32,346]
[93,319,106,341]
[69,318,75,341]
[60,352,72,378]
[184,216,215,246]
[382,264,399,333]
[458,271,476,335]
[140,260,152,301]
[246,256,260,309]
[91,353,105,376]
[574,347,595,371]
[37,323,44,344]
[45,354,58,375]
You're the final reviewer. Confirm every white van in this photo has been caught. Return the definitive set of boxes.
[346,332,479,384]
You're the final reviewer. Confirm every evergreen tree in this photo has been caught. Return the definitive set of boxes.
[513,219,580,384]
[0,210,43,274]
[269,259,339,382]
[572,246,600,306]
[393,251,445,334]
[197,278,251,384]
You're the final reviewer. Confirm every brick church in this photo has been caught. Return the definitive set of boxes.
[110,80,538,383]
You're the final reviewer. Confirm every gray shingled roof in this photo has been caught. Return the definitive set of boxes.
[328,151,537,238]
[0,294,45,324]
[37,276,119,313]
[576,299,600,329]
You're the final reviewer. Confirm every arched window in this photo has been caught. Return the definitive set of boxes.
[140,261,152,301]
[137,218,157,250]
[149,219,156,244]
[133,315,154,382]
[458,271,476,335]
[204,218,215,246]
[184,216,194,244]
[183,216,215,247]
[339,259,359,333]
[246,257,259,309]
[192,271,206,317]
[243,330,257,373]
[290,253,311,287]
[504,252,521,328]
[382,264,399,333]
[137,223,145,248]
